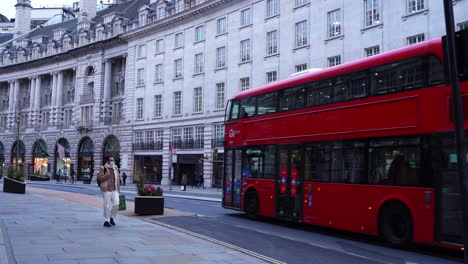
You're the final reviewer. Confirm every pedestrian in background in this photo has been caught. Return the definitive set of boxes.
[98,155,120,227]
[122,172,127,186]
[181,173,188,191]
[198,174,204,189]
[70,168,75,184]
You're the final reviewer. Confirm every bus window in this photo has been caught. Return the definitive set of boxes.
[399,58,425,90]
[229,100,240,120]
[368,137,421,186]
[343,141,367,184]
[333,77,348,103]
[257,92,278,115]
[243,148,264,178]
[348,72,369,99]
[240,97,256,118]
[371,63,400,95]
[307,80,334,106]
[279,86,305,111]
[428,55,445,86]
[305,143,332,182]
[264,145,277,179]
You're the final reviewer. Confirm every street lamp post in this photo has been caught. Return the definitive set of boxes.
[14,112,20,171]
[443,0,468,259]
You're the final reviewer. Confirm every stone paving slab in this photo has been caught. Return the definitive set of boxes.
[0,186,268,264]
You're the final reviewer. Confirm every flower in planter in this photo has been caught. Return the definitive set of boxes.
[138,183,163,196]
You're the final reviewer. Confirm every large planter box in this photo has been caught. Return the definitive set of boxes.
[134,196,164,215]
[3,177,26,194]
[30,175,50,181]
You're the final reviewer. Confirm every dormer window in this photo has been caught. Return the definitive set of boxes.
[113,22,121,34]
[139,14,147,26]
[158,7,165,20]
[96,29,103,40]
[53,30,62,40]
[104,14,115,24]
[19,39,29,48]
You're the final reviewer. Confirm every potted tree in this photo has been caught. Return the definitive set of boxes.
[3,164,26,194]
[134,178,164,215]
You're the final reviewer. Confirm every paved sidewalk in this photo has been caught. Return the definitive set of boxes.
[0,185,264,264]
[28,180,223,202]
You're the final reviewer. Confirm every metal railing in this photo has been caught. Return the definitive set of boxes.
[133,142,164,151]
[170,139,204,150]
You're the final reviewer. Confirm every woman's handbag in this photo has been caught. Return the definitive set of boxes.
[118,194,126,211]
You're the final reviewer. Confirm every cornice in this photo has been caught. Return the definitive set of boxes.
[0,37,125,73]
[121,0,234,40]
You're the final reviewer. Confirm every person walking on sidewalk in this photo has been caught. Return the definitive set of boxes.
[181,173,188,191]
[98,155,121,227]
[122,172,127,186]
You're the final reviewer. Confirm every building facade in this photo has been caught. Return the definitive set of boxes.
[1,0,468,187]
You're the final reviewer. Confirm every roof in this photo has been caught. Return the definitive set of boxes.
[0,33,13,45]
[21,0,149,44]
[0,14,9,23]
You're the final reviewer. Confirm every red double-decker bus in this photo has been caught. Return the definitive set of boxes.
[223,30,468,248]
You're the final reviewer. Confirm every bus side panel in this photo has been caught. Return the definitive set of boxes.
[242,94,419,145]
[302,183,434,244]
[302,182,378,234]
[243,179,276,218]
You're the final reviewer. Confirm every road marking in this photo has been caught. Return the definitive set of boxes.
[145,218,286,264]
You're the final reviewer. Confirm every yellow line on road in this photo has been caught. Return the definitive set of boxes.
[145,218,287,264]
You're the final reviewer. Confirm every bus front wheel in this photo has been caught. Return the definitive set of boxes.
[379,203,413,246]
[245,190,259,219]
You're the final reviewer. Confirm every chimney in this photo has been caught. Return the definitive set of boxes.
[79,0,96,20]
[14,0,32,35]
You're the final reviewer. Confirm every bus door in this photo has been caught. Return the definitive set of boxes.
[433,135,464,245]
[223,149,243,209]
[276,145,303,221]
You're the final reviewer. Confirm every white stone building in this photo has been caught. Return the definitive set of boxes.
[0,0,467,188]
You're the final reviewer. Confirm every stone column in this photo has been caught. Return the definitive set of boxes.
[7,80,15,129]
[33,76,41,126]
[28,77,36,127]
[50,73,57,126]
[13,80,20,113]
[8,81,14,111]
[56,71,64,126]
[103,59,112,123]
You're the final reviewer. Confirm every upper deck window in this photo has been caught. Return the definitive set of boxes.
[240,97,256,118]
[227,54,443,121]
[258,92,278,115]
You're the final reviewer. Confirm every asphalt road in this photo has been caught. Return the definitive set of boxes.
[28,182,463,264]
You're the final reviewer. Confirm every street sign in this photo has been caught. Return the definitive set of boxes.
[172,154,177,163]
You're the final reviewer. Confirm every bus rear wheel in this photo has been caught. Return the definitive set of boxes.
[245,190,259,219]
[379,203,413,246]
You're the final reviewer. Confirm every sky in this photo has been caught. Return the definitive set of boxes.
[0,0,79,20]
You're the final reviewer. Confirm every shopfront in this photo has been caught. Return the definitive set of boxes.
[32,139,49,175]
[78,137,94,183]
[55,138,71,178]
[174,154,203,186]
[134,155,162,183]
[11,140,25,168]
[103,135,120,167]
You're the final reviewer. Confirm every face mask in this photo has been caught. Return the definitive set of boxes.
[109,161,115,167]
